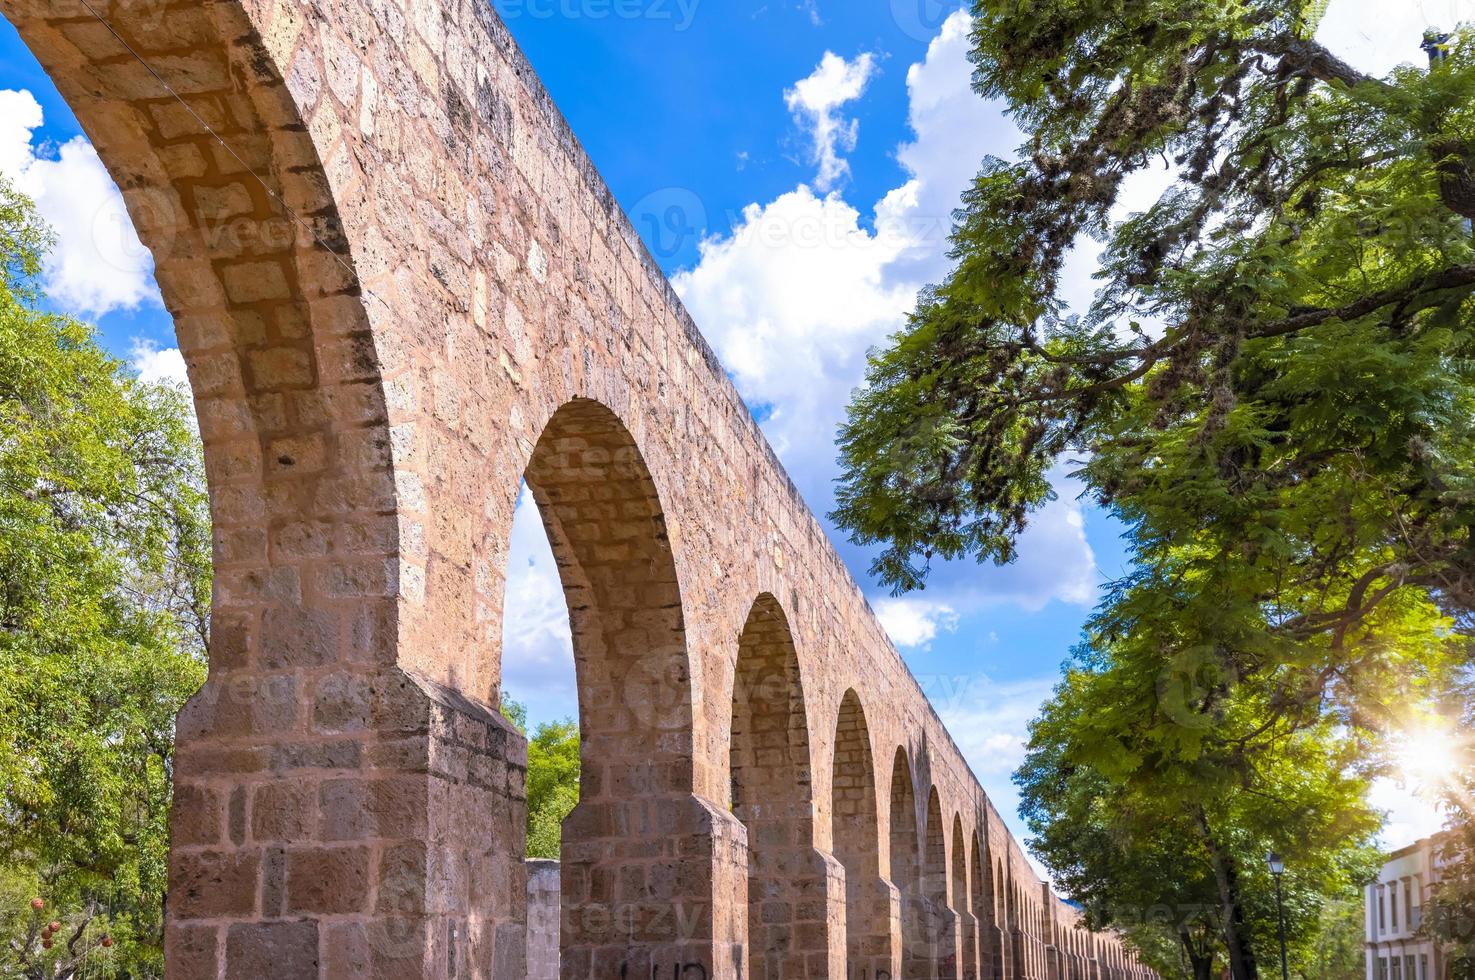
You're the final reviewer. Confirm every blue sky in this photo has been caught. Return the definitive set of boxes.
[0,0,1459,864]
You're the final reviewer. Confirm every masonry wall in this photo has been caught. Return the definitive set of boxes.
[0,0,1160,977]
[527,860,560,980]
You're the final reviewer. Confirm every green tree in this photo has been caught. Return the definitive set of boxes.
[1427,822,1475,980]
[1019,659,1381,980]
[1420,682,1475,980]
[0,176,210,978]
[1306,895,1366,980]
[501,695,581,859]
[1017,670,1227,980]
[525,720,580,860]
[834,2,1471,976]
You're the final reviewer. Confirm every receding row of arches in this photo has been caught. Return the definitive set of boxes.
[733,608,1003,980]
[516,397,1147,978]
[734,646,1086,980]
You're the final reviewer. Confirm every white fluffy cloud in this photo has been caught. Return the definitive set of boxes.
[785,52,878,191]
[926,673,1053,778]
[130,339,189,388]
[0,89,160,319]
[500,488,579,725]
[677,10,1099,617]
[874,596,959,650]
[675,186,915,465]
[875,12,1022,286]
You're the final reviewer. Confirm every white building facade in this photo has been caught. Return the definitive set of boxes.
[1367,835,1450,980]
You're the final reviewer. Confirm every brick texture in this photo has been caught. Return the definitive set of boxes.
[0,0,1162,977]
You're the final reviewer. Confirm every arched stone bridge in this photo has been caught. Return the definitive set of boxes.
[0,0,1161,977]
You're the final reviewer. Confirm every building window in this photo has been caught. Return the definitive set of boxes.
[1393,888,1400,930]
[1394,955,1404,980]
[1381,893,1387,931]
[1380,956,1389,980]
[1407,954,1417,980]
[1421,953,1429,980]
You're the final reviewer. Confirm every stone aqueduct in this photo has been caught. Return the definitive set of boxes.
[1,0,1160,977]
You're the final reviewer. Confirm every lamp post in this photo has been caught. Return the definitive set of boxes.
[1423,29,1452,66]
[1267,852,1289,980]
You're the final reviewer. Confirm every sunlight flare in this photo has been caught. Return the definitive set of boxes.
[1393,724,1465,795]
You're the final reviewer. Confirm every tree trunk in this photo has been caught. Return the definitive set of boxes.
[1194,807,1259,980]
[1180,930,1215,980]
[1431,139,1475,223]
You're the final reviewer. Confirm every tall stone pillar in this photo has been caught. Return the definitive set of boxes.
[958,909,980,980]
[937,906,964,979]
[168,669,529,977]
[527,860,561,980]
[558,792,748,978]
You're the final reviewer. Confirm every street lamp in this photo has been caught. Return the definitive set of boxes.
[1267,853,1289,980]
[1423,29,1452,67]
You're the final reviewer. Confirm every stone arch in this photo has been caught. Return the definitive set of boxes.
[0,4,500,976]
[889,750,927,980]
[1026,895,1038,980]
[728,593,835,977]
[0,15,398,661]
[1007,869,1024,980]
[832,690,894,977]
[519,397,732,968]
[954,817,978,980]
[524,398,693,777]
[972,831,993,980]
[923,790,957,977]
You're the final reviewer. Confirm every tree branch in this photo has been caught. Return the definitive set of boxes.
[1256,36,1388,91]
[1249,264,1475,340]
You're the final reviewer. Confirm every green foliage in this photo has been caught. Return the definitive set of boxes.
[1019,660,1381,980]
[502,694,581,859]
[501,694,529,736]
[0,175,210,978]
[1306,895,1367,980]
[1427,824,1475,980]
[1421,686,1475,979]
[839,2,1475,615]
[525,719,579,860]
[835,3,1475,977]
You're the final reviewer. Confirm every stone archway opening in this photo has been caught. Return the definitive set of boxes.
[729,594,831,978]
[831,690,892,978]
[515,397,707,975]
[924,790,954,977]
[498,481,579,979]
[971,832,990,980]
[954,817,978,980]
[890,751,928,980]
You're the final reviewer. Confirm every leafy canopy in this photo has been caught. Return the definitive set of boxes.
[835,1,1475,976]
[837,0,1475,636]
[502,696,580,860]
[1019,656,1381,979]
[0,175,210,978]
